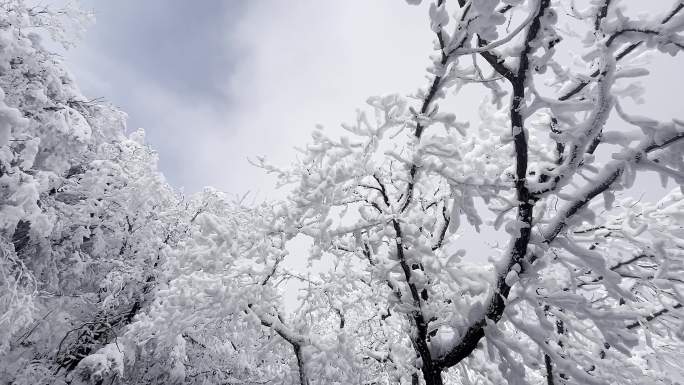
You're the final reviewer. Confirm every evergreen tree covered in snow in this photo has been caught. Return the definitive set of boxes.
[0,2,184,383]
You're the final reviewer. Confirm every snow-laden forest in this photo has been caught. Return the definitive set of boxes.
[1,0,684,384]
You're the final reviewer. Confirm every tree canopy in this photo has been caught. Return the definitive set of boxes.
[1,0,683,384]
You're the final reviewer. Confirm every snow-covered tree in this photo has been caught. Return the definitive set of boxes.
[0,2,185,383]
[140,1,684,384]
[3,1,684,385]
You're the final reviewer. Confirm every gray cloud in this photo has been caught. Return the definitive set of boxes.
[66,0,434,195]
[66,0,250,191]
[78,0,244,104]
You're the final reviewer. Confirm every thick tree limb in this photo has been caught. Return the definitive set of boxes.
[435,0,552,369]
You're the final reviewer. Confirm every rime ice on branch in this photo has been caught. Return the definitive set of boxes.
[233,0,684,383]
[2,1,683,385]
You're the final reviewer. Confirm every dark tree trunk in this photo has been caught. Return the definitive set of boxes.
[12,220,31,253]
[293,344,308,385]
[421,366,443,385]
[545,353,555,385]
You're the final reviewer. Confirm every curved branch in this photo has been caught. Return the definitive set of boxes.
[559,1,683,101]
[542,131,684,243]
[400,3,475,213]
[435,0,552,369]
[626,303,683,330]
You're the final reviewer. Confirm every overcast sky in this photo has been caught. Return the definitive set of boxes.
[64,0,437,198]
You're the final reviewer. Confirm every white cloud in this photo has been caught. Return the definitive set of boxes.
[65,1,442,198]
[218,0,435,196]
